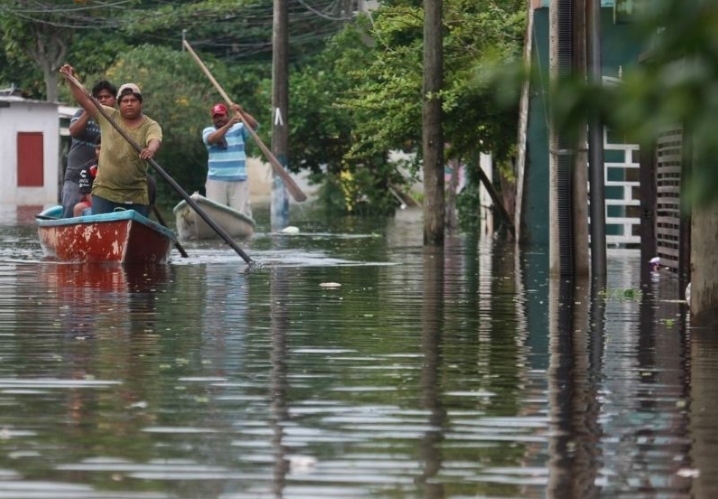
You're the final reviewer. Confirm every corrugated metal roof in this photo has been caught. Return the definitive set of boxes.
[0,96,59,106]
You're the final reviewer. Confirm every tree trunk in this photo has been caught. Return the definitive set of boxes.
[27,24,68,102]
[422,0,444,246]
[690,202,718,326]
[44,69,58,103]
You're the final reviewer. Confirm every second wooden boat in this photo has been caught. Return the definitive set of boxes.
[172,192,256,241]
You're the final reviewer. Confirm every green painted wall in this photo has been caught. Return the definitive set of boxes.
[523,7,645,246]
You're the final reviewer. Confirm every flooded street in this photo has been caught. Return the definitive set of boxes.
[0,204,710,498]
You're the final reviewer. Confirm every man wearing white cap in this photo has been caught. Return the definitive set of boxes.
[59,65,162,217]
[202,102,258,218]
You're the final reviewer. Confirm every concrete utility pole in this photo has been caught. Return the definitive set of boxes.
[422,0,444,246]
[549,0,590,277]
[572,0,590,278]
[548,0,561,275]
[587,0,607,280]
[271,0,290,230]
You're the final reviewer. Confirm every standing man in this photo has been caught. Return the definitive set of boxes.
[59,65,162,217]
[202,103,259,219]
[62,80,116,218]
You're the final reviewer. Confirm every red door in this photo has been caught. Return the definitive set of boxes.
[17,132,44,187]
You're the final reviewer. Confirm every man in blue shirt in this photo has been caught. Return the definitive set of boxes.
[202,103,259,218]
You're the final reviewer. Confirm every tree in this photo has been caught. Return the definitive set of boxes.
[422,0,444,245]
[0,0,118,101]
[294,0,525,217]
[276,19,406,215]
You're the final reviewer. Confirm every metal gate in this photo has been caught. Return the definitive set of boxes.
[654,126,684,272]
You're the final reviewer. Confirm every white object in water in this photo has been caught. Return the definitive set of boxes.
[685,282,691,310]
[287,454,317,474]
[282,226,300,234]
[319,282,341,288]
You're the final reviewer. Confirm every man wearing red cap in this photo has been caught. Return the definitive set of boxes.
[202,102,259,218]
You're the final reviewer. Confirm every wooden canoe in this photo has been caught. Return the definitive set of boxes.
[36,206,176,264]
[172,192,256,241]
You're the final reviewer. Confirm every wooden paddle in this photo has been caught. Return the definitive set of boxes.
[59,69,255,266]
[182,39,308,203]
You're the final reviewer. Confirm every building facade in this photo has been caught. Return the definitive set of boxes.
[0,97,60,206]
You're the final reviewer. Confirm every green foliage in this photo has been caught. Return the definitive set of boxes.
[339,1,525,164]
[0,46,42,97]
[0,0,119,99]
[283,0,526,216]
[552,0,718,207]
[289,22,372,173]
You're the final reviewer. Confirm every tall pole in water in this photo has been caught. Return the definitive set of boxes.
[422,0,445,246]
[548,0,561,276]
[271,0,290,230]
[587,0,607,280]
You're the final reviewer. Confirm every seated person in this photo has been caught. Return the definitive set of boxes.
[72,136,100,217]
[75,172,156,217]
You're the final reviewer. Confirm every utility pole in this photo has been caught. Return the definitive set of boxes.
[587,0,607,280]
[548,0,561,275]
[550,0,588,277]
[422,0,444,246]
[572,0,590,277]
[271,0,290,230]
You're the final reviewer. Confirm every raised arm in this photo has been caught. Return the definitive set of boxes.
[58,64,97,118]
[230,103,258,130]
[205,116,238,145]
[68,111,91,137]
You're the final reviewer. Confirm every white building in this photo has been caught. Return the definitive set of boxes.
[0,96,60,205]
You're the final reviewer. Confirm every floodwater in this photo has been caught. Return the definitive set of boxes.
[0,203,712,499]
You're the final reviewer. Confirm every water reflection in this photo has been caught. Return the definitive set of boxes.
[419,245,445,499]
[270,267,290,498]
[0,212,711,498]
[547,278,602,497]
[690,325,718,497]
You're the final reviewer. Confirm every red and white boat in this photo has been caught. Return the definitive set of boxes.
[35,206,177,264]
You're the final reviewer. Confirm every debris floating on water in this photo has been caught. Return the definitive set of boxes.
[649,256,661,272]
[319,282,341,288]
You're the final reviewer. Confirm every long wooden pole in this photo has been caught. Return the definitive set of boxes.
[182,39,307,203]
[60,71,255,266]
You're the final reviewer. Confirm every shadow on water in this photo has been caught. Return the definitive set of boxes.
[0,206,713,498]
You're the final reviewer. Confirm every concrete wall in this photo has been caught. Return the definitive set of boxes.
[0,98,60,205]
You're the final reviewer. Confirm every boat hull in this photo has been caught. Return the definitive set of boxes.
[36,206,176,264]
[172,193,256,241]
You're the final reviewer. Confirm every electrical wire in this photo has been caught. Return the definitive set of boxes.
[0,0,356,60]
